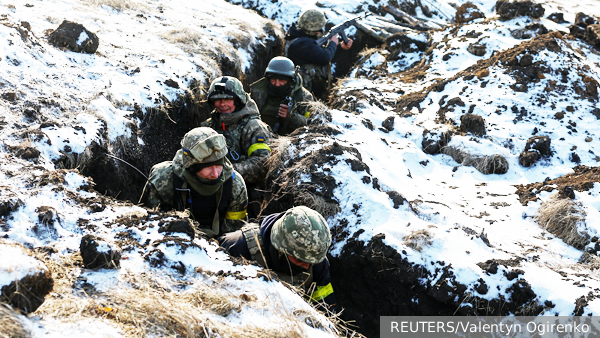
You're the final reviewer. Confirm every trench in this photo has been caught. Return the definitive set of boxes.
[72,27,473,338]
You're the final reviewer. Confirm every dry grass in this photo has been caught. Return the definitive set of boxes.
[441,146,508,175]
[535,193,589,250]
[305,101,332,125]
[0,305,31,338]
[264,136,341,218]
[404,229,433,252]
[33,251,345,338]
[82,0,150,12]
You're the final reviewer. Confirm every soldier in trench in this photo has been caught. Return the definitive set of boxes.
[140,127,248,237]
[218,206,338,312]
[285,9,353,100]
[201,76,273,186]
[250,56,314,136]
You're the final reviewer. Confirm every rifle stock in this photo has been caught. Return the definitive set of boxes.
[315,13,371,46]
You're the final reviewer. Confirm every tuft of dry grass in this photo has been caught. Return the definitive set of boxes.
[304,101,332,125]
[34,251,346,338]
[264,136,341,218]
[442,146,508,175]
[404,229,433,252]
[535,193,589,250]
[0,304,31,338]
[81,0,150,12]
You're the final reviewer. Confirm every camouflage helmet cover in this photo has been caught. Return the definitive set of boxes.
[180,127,228,168]
[265,56,296,79]
[207,76,247,106]
[270,206,332,264]
[297,9,326,32]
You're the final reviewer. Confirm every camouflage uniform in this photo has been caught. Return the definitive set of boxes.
[202,76,273,185]
[142,128,248,237]
[218,206,337,311]
[250,74,314,135]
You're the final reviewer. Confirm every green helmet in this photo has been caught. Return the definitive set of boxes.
[180,127,228,169]
[265,57,295,79]
[270,206,331,264]
[297,9,326,32]
[207,76,247,106]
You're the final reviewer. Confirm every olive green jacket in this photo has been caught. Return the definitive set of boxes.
[250,75,314,135]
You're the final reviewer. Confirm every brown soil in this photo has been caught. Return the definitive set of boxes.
[515,165,600,205]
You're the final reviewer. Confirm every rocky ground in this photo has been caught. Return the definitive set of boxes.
[3,0,600,337]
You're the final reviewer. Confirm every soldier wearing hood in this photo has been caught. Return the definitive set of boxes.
[201,76,273,185]
[141,127,248,237]
[250,57,314,135]
[218,206,338,312]
[285,9,353,99]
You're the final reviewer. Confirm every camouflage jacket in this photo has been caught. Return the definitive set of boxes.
[201,95,273,185]
[250,75,314,136]
[142,151,248,235]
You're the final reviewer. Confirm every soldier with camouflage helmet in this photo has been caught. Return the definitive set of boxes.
[285,9,353,99]
[201,76,273,185]
[250,57,314,136]
[140,127,248,237]
[218,206,338,311]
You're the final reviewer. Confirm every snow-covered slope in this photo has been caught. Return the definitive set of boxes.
[0,0,337,336]
[3,0,600,337]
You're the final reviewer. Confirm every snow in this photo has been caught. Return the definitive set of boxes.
[0,245,47,288]
[3,0,600,335]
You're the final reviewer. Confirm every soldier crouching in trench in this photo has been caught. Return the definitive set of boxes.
[201,76,273,217]
[140,127,248,238]
[250,56,314,136]
[218,206,339,312]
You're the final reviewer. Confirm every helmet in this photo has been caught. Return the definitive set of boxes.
[265,57,295,79]
[297,9,326,32]
[207,76,247,106]
[270,206,331,264]
[180,127,228,169]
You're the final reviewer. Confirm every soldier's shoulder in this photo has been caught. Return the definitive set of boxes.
[244,117,272,135]
[250,77,267,90]
[148,161,175,203]
[231,170,247,195]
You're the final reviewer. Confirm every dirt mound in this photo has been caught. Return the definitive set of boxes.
[261,124,369,217]
[80,235,122,269]
[48,21,99,54]
[516,165,600,205]
[455,2,485,24]
[495,0,545,21]
[330,233,545,338]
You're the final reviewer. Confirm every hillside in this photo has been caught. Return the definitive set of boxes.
[2,0,600,337]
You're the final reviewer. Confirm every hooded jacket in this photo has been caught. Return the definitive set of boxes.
[201,95,273,185]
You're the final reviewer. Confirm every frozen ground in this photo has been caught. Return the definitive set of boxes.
[3,0,600,337]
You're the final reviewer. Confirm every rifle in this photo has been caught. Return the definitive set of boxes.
[315,13,372,46]
[273,94,293,135]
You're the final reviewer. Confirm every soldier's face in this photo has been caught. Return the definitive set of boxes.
[288,254,310,270]
[214,99,236,114]
[269,78,288,87]
[195,165,223,180]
